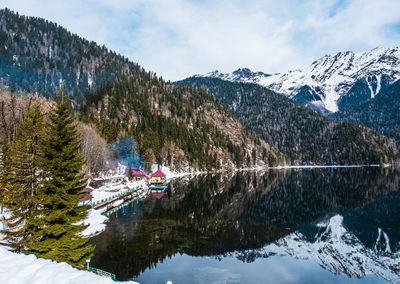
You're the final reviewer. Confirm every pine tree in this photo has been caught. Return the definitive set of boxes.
[25,92,94,267]
[2,103,43,251]
[0,137,13,214]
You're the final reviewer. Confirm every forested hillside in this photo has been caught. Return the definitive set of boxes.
[0,8,286,170]
[177,77,399,165]
[0,8,138,97]
[331,80,400,141]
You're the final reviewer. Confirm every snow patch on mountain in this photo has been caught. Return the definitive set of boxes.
[197,47,400,113]
[200,68,272,84]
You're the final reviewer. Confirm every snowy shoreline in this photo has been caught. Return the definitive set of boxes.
[225,163,394,173]
[1,163,394,283]
[80,165,204,238]
[0,246,139,284]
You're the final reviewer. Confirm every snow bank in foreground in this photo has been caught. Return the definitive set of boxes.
[0,246,139,284]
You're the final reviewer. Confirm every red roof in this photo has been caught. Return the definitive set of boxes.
[80,193,93,202]
[130,170,146,177]
[125,168,147,176]
[151,169,166,177]
[80,188,93,193]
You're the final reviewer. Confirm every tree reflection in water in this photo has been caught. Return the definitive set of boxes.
[90,167,400,281]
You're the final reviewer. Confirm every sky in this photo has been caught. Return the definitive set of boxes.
[1,0,400,81]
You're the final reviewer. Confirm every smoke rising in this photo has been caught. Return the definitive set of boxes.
[110,136,143,169]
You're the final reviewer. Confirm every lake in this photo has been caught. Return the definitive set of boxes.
[90,167,400,284]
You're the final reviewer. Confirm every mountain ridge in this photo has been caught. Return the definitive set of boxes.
[195,46,400,114]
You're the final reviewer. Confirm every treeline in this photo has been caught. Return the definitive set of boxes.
[176,77,399,165]
[0,91,93,267]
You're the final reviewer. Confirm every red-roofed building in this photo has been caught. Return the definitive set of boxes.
[151,169,166,177]
[80,188,93,193]
[126,169,147,181]
[150,169,166,184]
[79,193,93,206]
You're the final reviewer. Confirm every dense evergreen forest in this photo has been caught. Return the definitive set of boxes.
[0,8,139,97]
[176,77,399,165]
[331,80,400,141]
[0,8,285,170]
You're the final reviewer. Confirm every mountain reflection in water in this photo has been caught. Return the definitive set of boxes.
[90,167,400,283]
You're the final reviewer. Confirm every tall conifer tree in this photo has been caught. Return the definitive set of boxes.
[2,103,43,251]
[0,137,13,214]
[26,91,94,267]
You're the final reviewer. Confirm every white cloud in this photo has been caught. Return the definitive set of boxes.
[1,0,400,80]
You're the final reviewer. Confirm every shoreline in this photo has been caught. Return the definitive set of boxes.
[72,162,400,238]
[1,163,396,283]
[0,245,139,284]
[205,163,396,174]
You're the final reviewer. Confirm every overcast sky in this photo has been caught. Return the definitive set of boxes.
[1,0,400,81]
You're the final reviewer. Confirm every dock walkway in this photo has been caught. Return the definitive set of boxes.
[91,182,148,210]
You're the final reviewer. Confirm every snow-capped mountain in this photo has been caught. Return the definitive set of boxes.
[197,47,400,113]
[201,68,272,84]
[232,215,400,282]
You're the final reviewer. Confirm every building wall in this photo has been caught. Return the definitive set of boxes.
[151,176,165,182]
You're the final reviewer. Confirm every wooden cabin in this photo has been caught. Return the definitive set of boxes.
[79,193,93,206]
[126,169,147,181]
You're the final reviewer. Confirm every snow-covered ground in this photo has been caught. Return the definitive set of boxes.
[0,165,200,283]
[0,174,145,283]
[150,164,204,181]
[80,207,108,237]
[79,178,148,237]
[90,179,146,204]
[0,246,139,284]
[95,163,126,180]
[273,165,363,169]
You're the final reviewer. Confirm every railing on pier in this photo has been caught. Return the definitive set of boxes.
[91,184,145,209]
[89,267,116,281]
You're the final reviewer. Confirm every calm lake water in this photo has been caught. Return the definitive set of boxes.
[90,167,400,284]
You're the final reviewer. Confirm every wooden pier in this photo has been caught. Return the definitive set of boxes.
[91,184,147,210]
